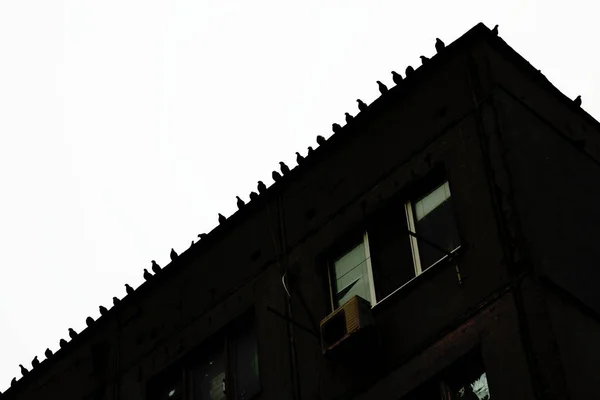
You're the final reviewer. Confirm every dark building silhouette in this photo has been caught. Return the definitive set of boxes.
[3,22,600,399]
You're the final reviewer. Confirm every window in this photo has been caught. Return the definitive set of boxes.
[149,321,260,400]
[405,181,460,275]
[329,232,376,308]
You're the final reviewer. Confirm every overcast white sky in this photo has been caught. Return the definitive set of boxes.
[0,0,598,391]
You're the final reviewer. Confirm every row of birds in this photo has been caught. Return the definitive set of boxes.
[5,26,517,392]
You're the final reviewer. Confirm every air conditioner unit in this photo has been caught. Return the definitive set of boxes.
[320,295,376,358]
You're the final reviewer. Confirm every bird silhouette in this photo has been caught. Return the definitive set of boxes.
[189,240,194,248]
[44,348,53,358]
[574,95,582,106]
[280,162,290,175]
[345,113,354,124]
[307,146,314,155]
[59,338,67,348]
[249,191,259,201]
[11,378,16,386]
[332,123,342,133]
[143,268,152,280]
[99,305,108,315]
[295,152,305,165]
[377,81,388,94]
[435,38,445,53]
[20,364,28,376]
[420,55,430,64]
[316,135,326,145]
[405,66,415,76]
[125,284,134,295]
[257,181,267,194]
[236,196,245,209]
[357,99,367,112]
[197,233,207,240]
[31,356,39,368]
[152,260,161,274]
[392,71,403,85]
[86,316,94,327]
[218,213,227,223]
[170,249,178,261]
[492,24,499,36]
[272,171,282,182]
[68,328,77,339]
[113,296,120,306]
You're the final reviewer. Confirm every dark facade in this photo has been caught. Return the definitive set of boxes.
[3,23,600,400]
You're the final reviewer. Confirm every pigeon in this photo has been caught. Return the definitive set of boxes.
[377,80,388,94]
[218,213,227,223]
[31,356,39,368]
[307,146,314,155]
[249,191,259,201]
[295,152,305,165]
[125,284,134,295]
[316,135,326,145]
[59,338,67,348]
[392,71,403,85]
[11,378,16,386]
[357,99,367,112]
[99,305,108,315]
[272,171,282,182]
[574,95,582,106]
[491,24,499,36]
[143,268,152,280]
[257,181,267,194]
[344,113,354,124]
[197,233,207,239]
[405,66,415,76]
[113,296,120,306]
[86,316,94,327]
[420,55,430,65]
[68,328,77,339]
[236,196,245,209]
[280,162,290,175]
[435,38,445,53]
[20,365,28,376]
[189,240,194,248]
[332,123,342,133]
[170,249,178,261]
[152,260,161,274]
[45,348,53,358]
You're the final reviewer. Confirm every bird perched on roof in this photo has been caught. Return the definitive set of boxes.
[420,55,430,65]
[435,38,445,53]
[197,233,207,240]
[332,123,342,134]
[257,181,267,194]
[295,152,305,165]
[574,95,582,106]
[143,268,152,281]
[99,305,108,315]
[405,66,415,76]
[377,81,388,94]
[31,356,39,368]
[280,162,290,175]
[316,135,326,145]
[170,249,178,261]
[218,213,227,223]
[189,240,194,248]
[11,377,16,386]
[491,24,499,36]
[356,99,367,112]
[392,71,403,85]
[19,365,28,376]
[68,328,77,339]
[113,296,120,306]
[86,316,94,327]
[272,171,282,182]
[125,284,134,295]
[59,338,67,348]
[45,348,53,358]
[249,191,259,201]
[345,113,354,124]
[236,196,245,209]
[152,260,161,274]
[307,146,314,155]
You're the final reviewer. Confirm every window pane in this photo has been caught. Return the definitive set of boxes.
[233,325,260,399]
[333,242,371,306]
[191,343,227,400]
